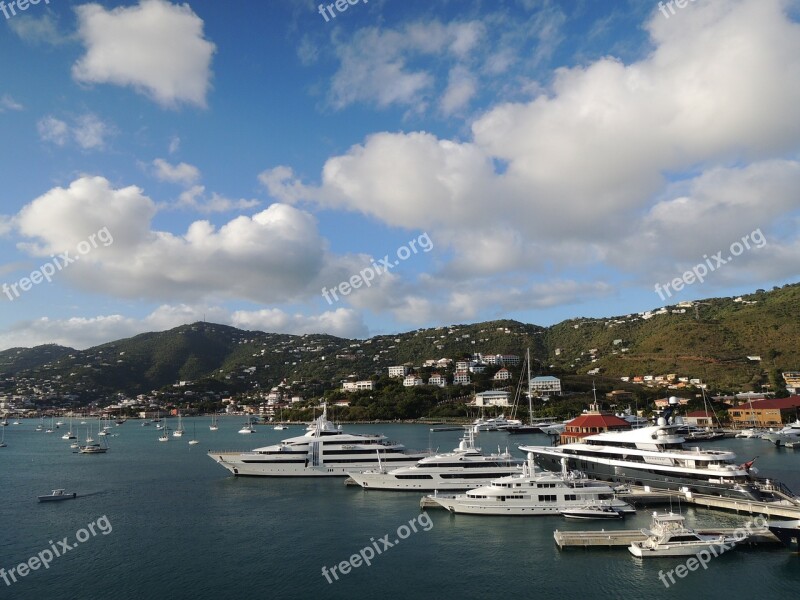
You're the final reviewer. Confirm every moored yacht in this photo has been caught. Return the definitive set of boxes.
[521,400,771,501]
[208,404,428,477]
[762,420,800,446]
[347,429,523,491]
[425,456,634,516]
[629,512,740,557]
[471,414,522,432]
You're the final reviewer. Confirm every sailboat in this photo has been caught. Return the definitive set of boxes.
[158,425,170,442]
[0,426,7,447]
[61,415,77,440]
[209,413,219,431]
[45,416,55,433]
[98,416,109,436]
[507,349,546,434]
[238,417,255,434]
[188,421,199,445]
[1,414,8,426]
[274,408,288,431]
[172,412,184,437]
[78,422,108,453]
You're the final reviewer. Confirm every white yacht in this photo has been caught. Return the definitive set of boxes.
[629,512,739,557]
[539,422,567,436]
[521,401,769,501]
[762,420,800,446]
[209,404,428,477]
[238,420,256,434]
[471,414,522,432]
[425,456,634,516]
[347,429,523,491]
[172,413,185,437]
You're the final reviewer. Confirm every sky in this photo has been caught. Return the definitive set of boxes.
[0,0,799,350]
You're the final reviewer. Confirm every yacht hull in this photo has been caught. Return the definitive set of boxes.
[427,495,631,516]
[208,454,426,477]
[347,468,522,491]
[531,453,762,501]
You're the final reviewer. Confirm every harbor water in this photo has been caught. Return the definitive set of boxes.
[1,419,798,600]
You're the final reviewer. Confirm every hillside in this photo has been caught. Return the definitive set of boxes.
[1,283,799,398]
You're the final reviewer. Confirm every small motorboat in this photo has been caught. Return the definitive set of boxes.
[78,443,108,454]
[629,512,739,557]
[38,489,77,502]
[560,505,625,520]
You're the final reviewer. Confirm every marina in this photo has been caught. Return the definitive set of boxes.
[2,417,799,600]
[553,526,781,549]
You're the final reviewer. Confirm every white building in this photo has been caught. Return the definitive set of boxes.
[493,368,512,381]
[388,366,410,378]
[453,370,471,385]
[473,390,510,407]
[403,375,424,387]
[342,380,374,392]
[529,376,561,396]
[428,373,446,387]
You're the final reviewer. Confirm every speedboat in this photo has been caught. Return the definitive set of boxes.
[347,428,523,491]
[425,456,635,516]
[629,512,739,557]
[38,489,77,502]
[560,504,625,520]
[762,420,800,446]
[209,404,428,477]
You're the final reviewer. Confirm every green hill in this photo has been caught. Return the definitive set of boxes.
[2,283,799,398]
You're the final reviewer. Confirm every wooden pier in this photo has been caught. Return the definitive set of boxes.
[554,528,781,549]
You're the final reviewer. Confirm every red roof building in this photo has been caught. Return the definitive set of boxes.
[729,396,800,427]
[560,404,631,444]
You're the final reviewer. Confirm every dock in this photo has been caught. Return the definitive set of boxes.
[553,528,781,549]
[617,485,800,519]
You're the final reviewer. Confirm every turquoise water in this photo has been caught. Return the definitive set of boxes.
[1,419,798,600]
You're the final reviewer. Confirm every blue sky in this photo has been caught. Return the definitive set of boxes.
[0,0,799,349]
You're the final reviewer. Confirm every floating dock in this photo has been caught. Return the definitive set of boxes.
[553,528,781,549]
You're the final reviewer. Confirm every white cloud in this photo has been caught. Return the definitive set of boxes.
[36,116,69,146]
[72,0,216,108]
[176,185,260,214]
[0,94,23,112]
[168,136,181,154]
[152,158,201,185]
[37,114,114,149]
[11,176,356,305]
[440,66,477,116]
[329,20,485,110]
[8,13,68,45]
[72,114,114,149]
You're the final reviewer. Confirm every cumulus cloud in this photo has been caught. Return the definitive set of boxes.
[72,0,216,108]
[266,0,800,297]
[176,185,260,214]
[11,176,359,305]
[8,13,68,45]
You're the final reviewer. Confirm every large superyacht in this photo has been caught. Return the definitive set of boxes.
[521,399,790,501]
[347,429,523,491]
[208,404,428,477]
